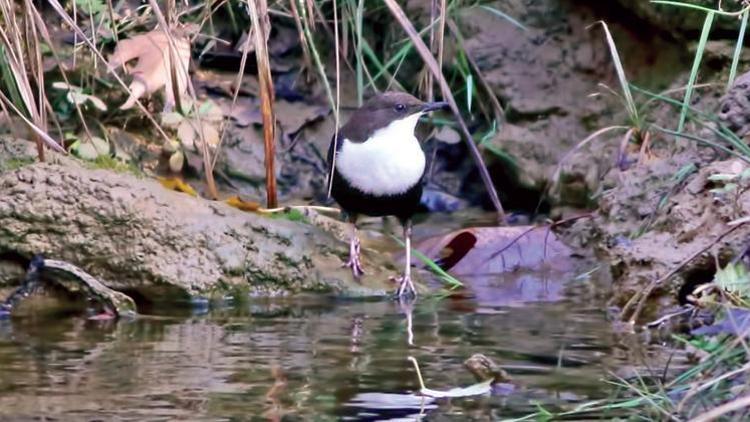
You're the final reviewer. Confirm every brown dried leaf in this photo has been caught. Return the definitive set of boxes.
[225,196,262,212]
[158,176,197,196]
[414,226,574,275]
[109,29,190,110]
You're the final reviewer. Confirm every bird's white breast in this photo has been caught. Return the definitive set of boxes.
[336,113,426,196]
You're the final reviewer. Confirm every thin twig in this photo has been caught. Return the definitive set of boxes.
[689,394,750,422]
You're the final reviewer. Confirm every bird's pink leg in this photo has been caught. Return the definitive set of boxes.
[394,221,416,298]
[343,224,365,278]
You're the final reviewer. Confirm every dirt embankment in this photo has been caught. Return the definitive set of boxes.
[561,72,750,321]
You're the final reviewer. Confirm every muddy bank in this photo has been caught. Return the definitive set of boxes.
[430,0,683,209]
[562,75,750,320]
[0,139,404,304]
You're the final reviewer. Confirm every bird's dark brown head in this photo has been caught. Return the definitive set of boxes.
[340,91,448,143]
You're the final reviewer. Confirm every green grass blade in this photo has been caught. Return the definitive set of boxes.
[596,21,638,127]
[0,46,27,117]
[728,10,749,90]
[478,5,527,31]
[630,83,750,158]
[354,0,364,105]
[678,11,714,133]
[390,235,463,288]
[651,0,750,16]
[653,125,750,164]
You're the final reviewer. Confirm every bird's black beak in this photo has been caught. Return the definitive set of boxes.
[421,101,449,113]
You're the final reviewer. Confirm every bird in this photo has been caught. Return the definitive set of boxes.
[327,91,448,298]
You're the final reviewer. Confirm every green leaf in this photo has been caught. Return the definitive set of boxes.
[168,151,184,173]
[52,81,76,90]
[67,91,89,105]
[678,11,714,133]
[161,112,184,126]
[75,0,106,15]
[87,95,107,111]
[715,262,750,298]
[708,173,739,182]
[74,141,98,160]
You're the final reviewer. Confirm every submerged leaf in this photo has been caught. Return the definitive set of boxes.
[414,226,574,275]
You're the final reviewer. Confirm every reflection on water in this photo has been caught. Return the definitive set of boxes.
[0,274,624,420]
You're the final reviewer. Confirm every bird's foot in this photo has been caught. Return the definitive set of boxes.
[390,273,417,299]
[343,237,365,278]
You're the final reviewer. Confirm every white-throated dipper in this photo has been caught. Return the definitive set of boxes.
[327,92,448,297]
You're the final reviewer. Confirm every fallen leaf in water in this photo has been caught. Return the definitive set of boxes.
[225,196,261,212]
[109,29,190,110]
[420,380,494,398]
[414,226,574,275]
[158,177,197,196]
[408,357,492,399]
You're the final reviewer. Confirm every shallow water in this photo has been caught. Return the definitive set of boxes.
[0,268,638,421]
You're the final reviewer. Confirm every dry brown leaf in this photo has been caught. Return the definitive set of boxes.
[225,196,262,212]
[158,176,197,196]
[414,226,574,276]
[109,29,190,110]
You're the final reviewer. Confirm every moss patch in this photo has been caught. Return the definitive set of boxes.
[0,157,35,173]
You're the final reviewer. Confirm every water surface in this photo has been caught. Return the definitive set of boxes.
[0,268,638,421]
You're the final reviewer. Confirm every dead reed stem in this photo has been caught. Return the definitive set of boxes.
[249,0,278,208]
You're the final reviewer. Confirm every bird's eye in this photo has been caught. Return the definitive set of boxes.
[394,103,406,112]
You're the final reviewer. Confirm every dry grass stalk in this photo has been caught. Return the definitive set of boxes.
[327,0,341,199]
[248,0,278,208]
[47,0,173,146]
[0,0,66,158]
[288,0,313,82]
[383,0,506,222]
[27,0,93,144]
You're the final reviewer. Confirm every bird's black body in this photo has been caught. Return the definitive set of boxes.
[327,143,423,222]
[325,91,448,296]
